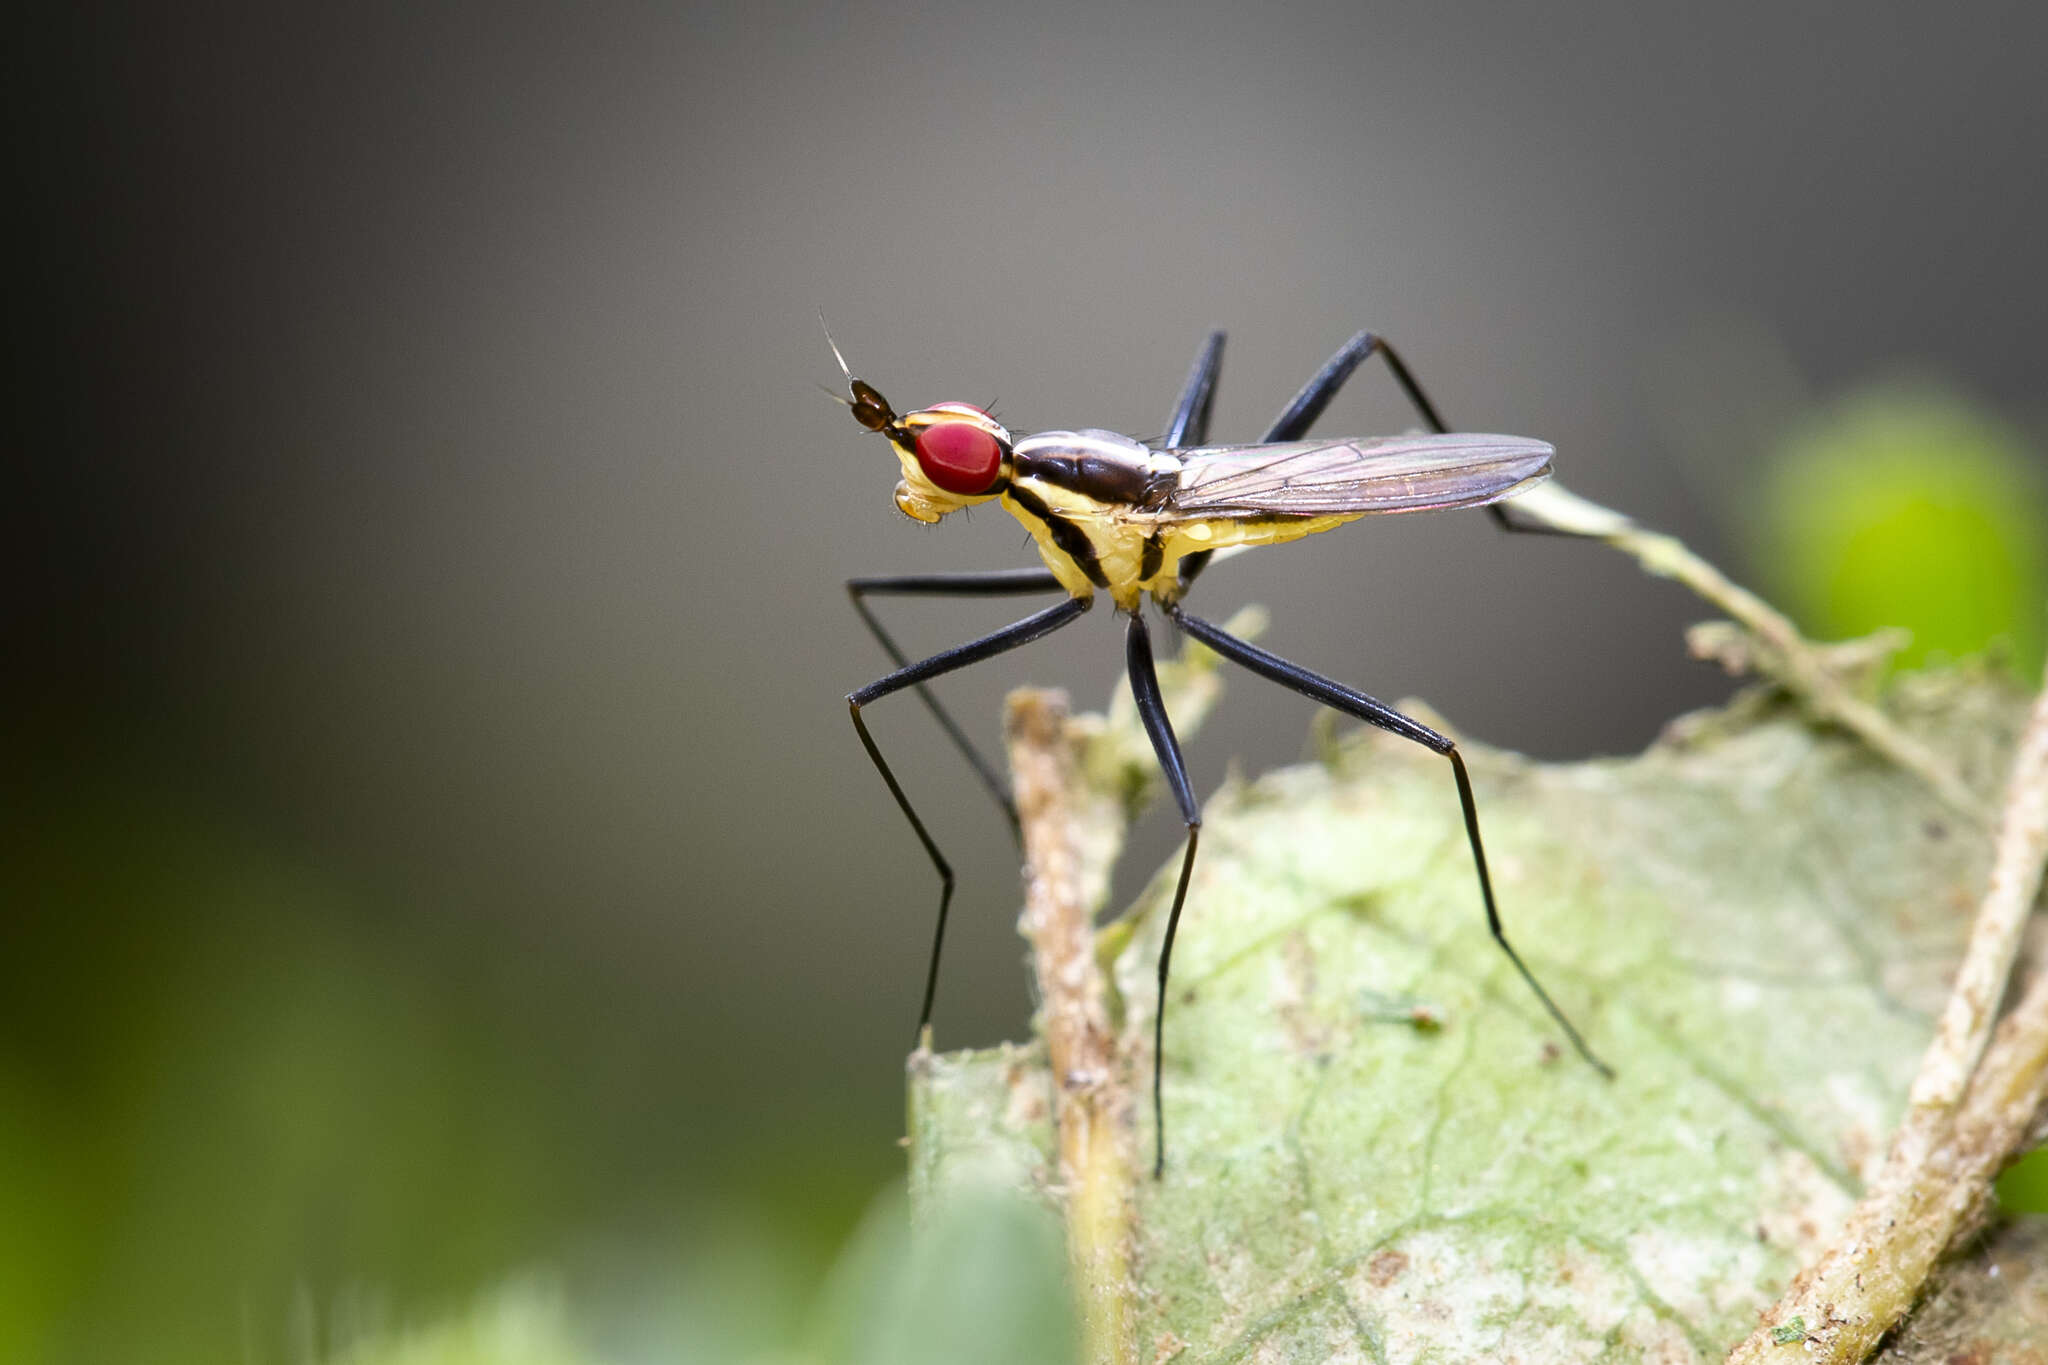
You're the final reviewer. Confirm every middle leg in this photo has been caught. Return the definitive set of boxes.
[849,593,1092,1039]
[848,568,1066,840]
[1124,610,1203,1178]
[1164,602,1611,1078]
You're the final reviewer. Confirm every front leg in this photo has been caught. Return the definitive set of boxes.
[848,593,1090,1037]
[847,568,1065,839]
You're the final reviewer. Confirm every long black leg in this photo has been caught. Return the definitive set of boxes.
[1182,327,1443,592]
[1124,611,1203,1178]
[1255,329,1580,544]
[1263,328,1448,443]
[1166,331,1227,590]
[1162,329,1225,449]
[850,594,1093,1038]
[1165,603,1612,1078]
[848,569,1066,840]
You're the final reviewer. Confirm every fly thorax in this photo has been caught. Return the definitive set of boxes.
[1009,430,1177,507]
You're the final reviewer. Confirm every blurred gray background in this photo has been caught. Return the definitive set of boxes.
[12,1,2048,1357]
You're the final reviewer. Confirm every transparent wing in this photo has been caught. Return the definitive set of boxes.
[1166,432,1553,518]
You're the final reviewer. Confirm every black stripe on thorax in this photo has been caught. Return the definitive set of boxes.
[1138,532,1163,583]
[1007,483,1108,589]
[1013,444,1166,507]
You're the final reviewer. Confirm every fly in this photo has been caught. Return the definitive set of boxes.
[838,326,1613,1177]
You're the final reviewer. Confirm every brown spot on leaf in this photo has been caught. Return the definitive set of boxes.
[1001,1058,1051,1129]
[1366,1248,1409,1287]
[1839,1120,1879,1178]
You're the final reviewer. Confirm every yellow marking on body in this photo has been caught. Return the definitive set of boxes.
[1002,477,1360,610]
[1001,490,1100,599]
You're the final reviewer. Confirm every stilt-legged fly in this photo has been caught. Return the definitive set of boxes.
[838,327,1612,1177]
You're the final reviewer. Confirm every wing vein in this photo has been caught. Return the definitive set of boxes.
[1167,432,1553,517]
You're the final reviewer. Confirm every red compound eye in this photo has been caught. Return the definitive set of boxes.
[913,421,1003,494]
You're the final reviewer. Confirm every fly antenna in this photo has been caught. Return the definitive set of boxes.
[822,312,898,433]
[818,308,855,382]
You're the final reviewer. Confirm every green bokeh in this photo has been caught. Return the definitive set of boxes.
[0,762,890,1365]
[1755,385,2047,677]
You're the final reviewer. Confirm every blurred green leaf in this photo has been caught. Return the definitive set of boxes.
[310,1181,1077,1365]
[808,1182,1078,1365]
[1756,384,2047,675]
[1995,1145,2048,1214]
[328,1283,588,1365]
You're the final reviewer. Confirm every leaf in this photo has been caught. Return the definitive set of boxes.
[910,665,2031,1362]
[809,1182,1077,1365]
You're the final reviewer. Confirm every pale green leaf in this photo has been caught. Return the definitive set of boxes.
[912,666,2029,1362]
